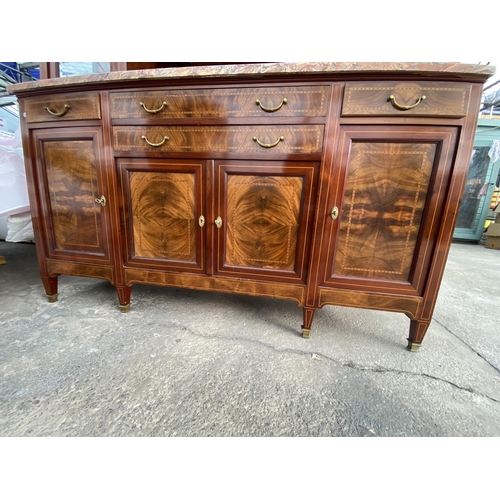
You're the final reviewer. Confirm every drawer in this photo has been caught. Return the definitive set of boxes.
[110,86,329,118]
[341,81,471,117]
[112,125,324,154]
[24,92,101,123]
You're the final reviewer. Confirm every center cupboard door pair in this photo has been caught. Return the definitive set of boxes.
[321,126,460,296]
[118,159,318,284]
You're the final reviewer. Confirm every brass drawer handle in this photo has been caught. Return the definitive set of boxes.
[140,101,167,114]
[389,94,426,110]
[256,98,287,113]
[95,195,106,207]
[142,135,169,147]
[253,136,284,149]
[215,216,222,229]
[44,104,71,117]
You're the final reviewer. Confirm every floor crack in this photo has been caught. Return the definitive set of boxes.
[176,322,500,405]
[432,317,500,376]
[339,359,500,404]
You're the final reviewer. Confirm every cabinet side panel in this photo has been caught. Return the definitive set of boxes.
[334,142,435,281]
[43,140,105,255]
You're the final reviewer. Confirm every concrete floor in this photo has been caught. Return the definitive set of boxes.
[1,239,499,437]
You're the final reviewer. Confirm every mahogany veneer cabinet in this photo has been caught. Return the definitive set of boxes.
[8,62,495,351]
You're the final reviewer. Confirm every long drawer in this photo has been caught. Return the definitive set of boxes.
[112,125,324,154]
[342,81,472,117]
[24,92,101,123]
[110,86,329,118]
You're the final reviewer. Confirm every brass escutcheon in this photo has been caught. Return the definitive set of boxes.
[330,206,339,220]
[95,195,106,207]
[215,216,222,229]
[199,215,205,227]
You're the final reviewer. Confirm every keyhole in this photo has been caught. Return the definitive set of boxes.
[260,195,268,210]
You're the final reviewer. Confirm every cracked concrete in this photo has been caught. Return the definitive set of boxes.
[1,240,500,436]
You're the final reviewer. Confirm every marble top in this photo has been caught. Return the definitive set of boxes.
[7,62,496,94]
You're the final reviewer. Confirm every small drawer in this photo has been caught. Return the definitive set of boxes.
[110,86,329,119]
[112,125,324,154]
[342,81,471,117]
[24,92,101,123]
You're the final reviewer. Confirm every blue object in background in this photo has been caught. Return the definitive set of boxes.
[0,62,20,82]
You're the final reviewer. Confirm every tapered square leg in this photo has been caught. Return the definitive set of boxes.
[301,307,316,338]
[408,319,430,352]
[42,276,58,302]
[116,286,131,313]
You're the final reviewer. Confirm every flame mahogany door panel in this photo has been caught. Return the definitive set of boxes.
[31,127,112,264]
[321,126,459,295]
[214,160,318,284]
[118,158,206,273]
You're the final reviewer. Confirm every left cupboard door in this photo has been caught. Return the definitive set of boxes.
[117,159,206,274]
[31,127,113,264]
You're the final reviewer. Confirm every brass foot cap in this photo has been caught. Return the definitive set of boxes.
[47,293,59,303]
[407,339,422,352]
[0,256,6,265]
[119,304,131,313]
[301,327,311,339]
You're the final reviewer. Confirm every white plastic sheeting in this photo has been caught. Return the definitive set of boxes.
[0,129,34,242]
[0,129,28,215]
[5,212,33,242]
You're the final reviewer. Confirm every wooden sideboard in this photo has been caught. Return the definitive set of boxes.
[7,62,495,350]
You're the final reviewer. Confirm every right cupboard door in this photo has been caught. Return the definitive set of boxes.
[214,160,318,284]
[322,126,459,296]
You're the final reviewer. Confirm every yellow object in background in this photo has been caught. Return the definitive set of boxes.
[484,187,500,231]
[490,186,500,209]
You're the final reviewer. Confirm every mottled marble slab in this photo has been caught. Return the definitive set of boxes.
[7,62,496,94]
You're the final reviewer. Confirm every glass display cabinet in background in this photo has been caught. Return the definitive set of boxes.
[453,118,500,242]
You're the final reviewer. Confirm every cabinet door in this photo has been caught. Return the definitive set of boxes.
[321,126,459,295]
[32,127,111,263]
[214,160,318,283]
[118,159,205,273]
